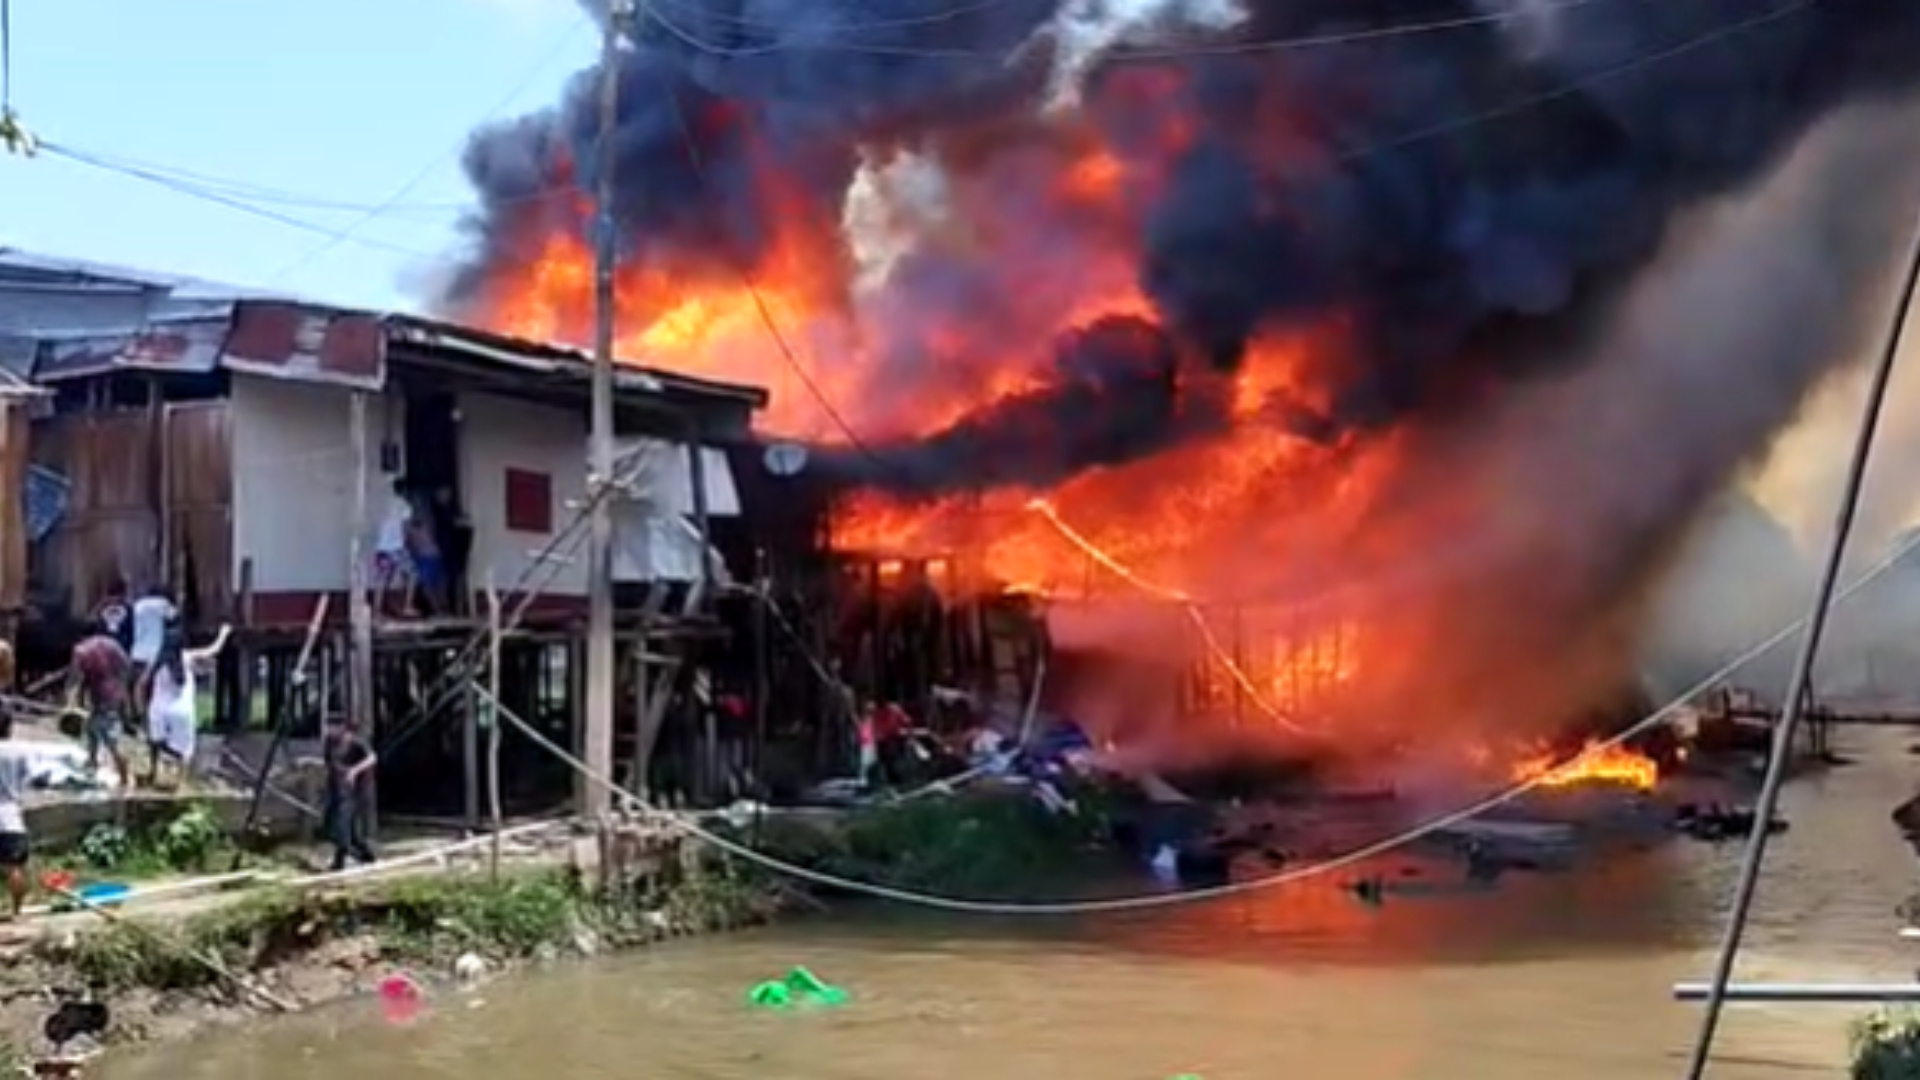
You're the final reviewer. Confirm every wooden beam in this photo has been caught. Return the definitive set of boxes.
[347,391,377,834]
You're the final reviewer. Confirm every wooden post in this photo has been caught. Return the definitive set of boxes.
[751,548,769,794]
[145,376,166,588]
[462,676,480,831]
[568,632,589,812]
[0,397,28,641]
[347,392,377,836]
[641,638,656,799]
[233,557,256,732]
[487,571,503,881]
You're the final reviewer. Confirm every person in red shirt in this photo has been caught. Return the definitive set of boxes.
[69,634,133,788]
[858,701,915,788]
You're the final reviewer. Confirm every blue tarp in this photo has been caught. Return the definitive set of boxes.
[25,464,70,542]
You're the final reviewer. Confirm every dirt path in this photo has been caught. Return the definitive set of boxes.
[0,829,576,948]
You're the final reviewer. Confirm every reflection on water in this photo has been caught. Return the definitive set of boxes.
[106,732,1920,1079]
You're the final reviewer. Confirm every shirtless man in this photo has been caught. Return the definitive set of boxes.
[69,633,133,789]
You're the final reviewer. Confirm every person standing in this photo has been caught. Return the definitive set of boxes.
[0,710,32,920]
[128,586,177,685]
[321,714,378,872]
[374,478,418,618]
[91,580,132,652]
[404,494,446,618]
[69,633,133,789]
[138,621,230,788]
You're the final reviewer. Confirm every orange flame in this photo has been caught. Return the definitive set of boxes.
[1512,741,1659,791]
[469,78,1644,758]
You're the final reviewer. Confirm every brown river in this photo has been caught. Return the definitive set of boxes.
[106,730,1920,1079]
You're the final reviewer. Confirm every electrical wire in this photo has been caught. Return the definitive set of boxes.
[39,143,435,261]
[656,72,892,471]
[647,0,1028,35]
[639,0,1680,61]
[642,0,1814,737]
[21,0,1756,225]
[488,522,1920,915]
[264,13,594,286]
[643,0,1811,473]
[1,0,11,115]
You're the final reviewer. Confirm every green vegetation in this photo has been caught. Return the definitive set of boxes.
[745,789,1118,900]
[49,859,785,994]
[1854,1010,1920,1078]
[46,803,259,882]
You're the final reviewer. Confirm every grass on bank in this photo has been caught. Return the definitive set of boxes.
[736,788,1121,900]
[46,856,782,994]
[35,788,1119,1000]
[1855,1010,1920,1078]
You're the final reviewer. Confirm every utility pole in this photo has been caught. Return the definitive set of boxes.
[584,0,633,820]
[1679,207,1920,1079]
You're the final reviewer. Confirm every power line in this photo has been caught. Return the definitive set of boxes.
[19,0,1746,223]
[39,143,435,260]
[486,524,1920,915]
[1,0,11,113]
[265,14,594,286]
[640,0,1679,61]
[656,74,890,469]
[1678,197,1920,1080]
[648,0,1029,34]
[647,0,1812,460]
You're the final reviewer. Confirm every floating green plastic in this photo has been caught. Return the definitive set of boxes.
[747,966,848,1009]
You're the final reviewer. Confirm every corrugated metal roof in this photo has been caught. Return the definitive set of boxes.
[0,247,320,305]
[0,248,769,408]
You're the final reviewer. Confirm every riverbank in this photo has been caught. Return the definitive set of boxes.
[0,844,796,1058]
[0,787,1117,1062]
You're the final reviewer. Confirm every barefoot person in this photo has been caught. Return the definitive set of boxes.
[0,711,31,921]
[68,633,132,789]
[137,621,230,788]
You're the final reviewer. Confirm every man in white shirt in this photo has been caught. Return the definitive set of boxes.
[0,712,31,920]
[375,478,418,617]
[129,586,177,678]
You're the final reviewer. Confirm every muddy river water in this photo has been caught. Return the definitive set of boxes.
[107,730,1920,1079]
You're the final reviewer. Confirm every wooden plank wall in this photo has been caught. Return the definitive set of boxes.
[163,402,234,621]
[31,403,233,620]
[0,399,29,622]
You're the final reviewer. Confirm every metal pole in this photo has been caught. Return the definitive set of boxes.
[487,571,504,882]
[583,0,632,820]
[1676,983,1920,1004]
[1680,211,1920,1079]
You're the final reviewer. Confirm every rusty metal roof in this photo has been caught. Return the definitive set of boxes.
[0,248,769,409]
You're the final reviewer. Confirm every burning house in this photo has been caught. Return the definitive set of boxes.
[434,0,1920,780]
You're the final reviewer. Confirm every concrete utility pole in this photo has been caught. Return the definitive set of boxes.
[1679,206,1920,1079]
[584,0,634,820]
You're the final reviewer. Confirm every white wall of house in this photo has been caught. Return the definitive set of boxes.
[229,375,395,593]
[458,391,589,597]
[232,377,734,598]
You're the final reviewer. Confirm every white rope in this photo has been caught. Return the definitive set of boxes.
[484,525,1920,914]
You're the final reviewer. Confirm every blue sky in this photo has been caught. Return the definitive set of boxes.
[0,0,594,312]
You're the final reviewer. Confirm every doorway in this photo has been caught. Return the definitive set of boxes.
[401,390,472,616]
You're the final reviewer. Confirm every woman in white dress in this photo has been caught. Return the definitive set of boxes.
[139,620,231,788]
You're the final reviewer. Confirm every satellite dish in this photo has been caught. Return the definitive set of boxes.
[763,442,809,477]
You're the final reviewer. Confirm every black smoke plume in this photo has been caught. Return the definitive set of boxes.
[449,0,1920,497]
[814,314,1232,495]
